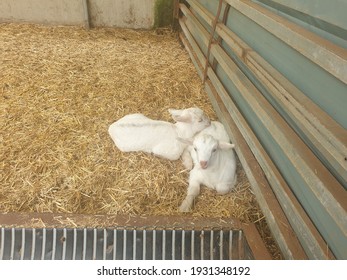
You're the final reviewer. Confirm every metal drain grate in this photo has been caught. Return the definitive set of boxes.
[0,228,254,260]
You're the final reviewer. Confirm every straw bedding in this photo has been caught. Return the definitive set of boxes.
[0,23,281,258]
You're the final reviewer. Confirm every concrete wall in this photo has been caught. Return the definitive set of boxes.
[89,0,154,29]
[0,0,170,29]
[0,0,85,25]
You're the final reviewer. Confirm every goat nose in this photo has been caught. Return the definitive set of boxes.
[200,161,208,169]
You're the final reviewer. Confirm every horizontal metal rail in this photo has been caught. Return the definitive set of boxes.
[225,0,347,84]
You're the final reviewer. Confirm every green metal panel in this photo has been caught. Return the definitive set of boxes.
[217,4,347,129]
[254,0,347,47]
[259,0,347,28]
[211,48,347,259]
[194,0,347,181]
[183,0,347,259]
[221,9,347,187]
[214,64,347,259]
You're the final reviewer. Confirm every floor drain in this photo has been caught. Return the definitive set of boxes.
[0,227,254,260]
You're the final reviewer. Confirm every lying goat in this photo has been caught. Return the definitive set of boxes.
[179,133,237,212]
[181,121,230,170]
[108,107,211,161]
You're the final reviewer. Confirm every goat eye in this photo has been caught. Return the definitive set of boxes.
[198,118,203,122]
[212,148,217,153]
[194,147,197,151]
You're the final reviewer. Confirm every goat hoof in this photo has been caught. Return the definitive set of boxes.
[179,204,191,212]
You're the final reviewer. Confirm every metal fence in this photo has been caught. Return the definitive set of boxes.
[175,0,347,259]
[0,227,254,260]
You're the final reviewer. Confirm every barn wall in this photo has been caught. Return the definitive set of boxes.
[177,0,347,259]
[0,0,85,25]
[88,0,154,29]
[253,0,347,49]
[0,0,173,29]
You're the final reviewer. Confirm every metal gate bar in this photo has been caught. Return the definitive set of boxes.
[0,227,254,260]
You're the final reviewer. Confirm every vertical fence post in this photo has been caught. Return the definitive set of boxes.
[202,0,224,83]
[173,0,181,31]
[212,3,230,71]
[82,0,90,29]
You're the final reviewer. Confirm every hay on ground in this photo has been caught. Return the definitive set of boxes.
[0,23,281,259]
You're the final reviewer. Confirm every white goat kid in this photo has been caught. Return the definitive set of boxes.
[108,108,211,161]
[181,121,230,170]
[179,134,237,212]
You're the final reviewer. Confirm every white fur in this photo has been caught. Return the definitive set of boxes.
[108,108,211,161]
[181,121,230,170]
[179,134,237,212]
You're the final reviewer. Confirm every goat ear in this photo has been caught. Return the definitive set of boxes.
[176,137,193,145]
[169,109,192,123]
[218,141,235,150]
[168,108,184,116]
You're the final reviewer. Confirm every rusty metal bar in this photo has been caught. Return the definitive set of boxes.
[173,0,180,19]
[202,0,223,83]
[212,3,231,71]
[0,212,243,230]
[224,0,347,84]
